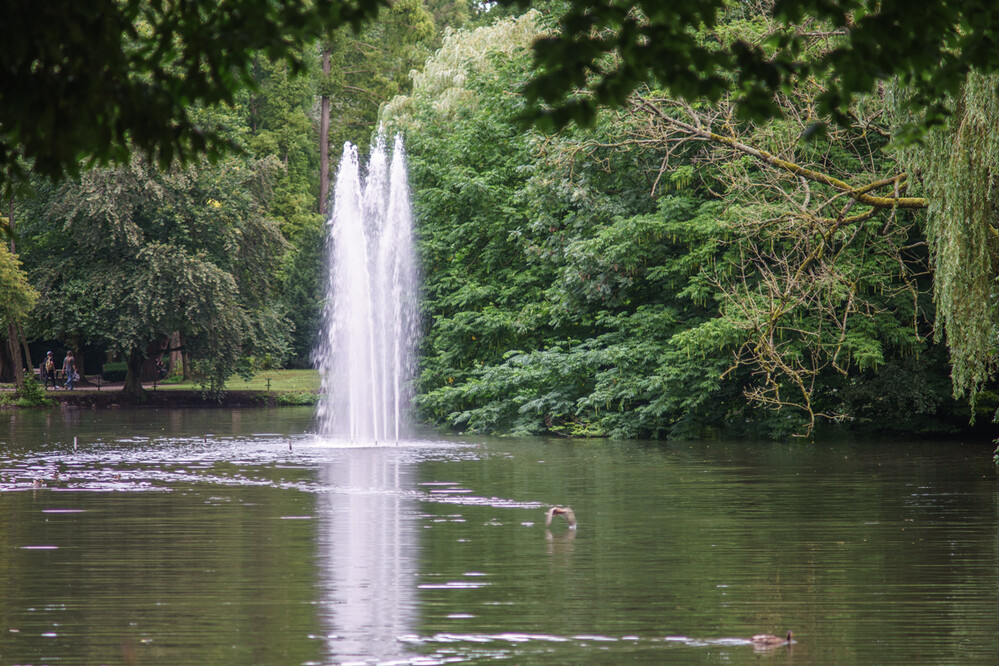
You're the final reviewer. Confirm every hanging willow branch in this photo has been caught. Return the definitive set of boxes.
[894,71,999,400]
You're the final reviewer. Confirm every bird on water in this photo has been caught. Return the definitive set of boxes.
[545,506,577,530]
[751,630,793,647]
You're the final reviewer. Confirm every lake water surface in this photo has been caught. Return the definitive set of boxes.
[0,407,996,664]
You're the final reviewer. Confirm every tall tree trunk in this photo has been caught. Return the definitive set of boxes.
[17,322,31,375]
[179,332,192,381]
[7,323,24,389]
[168,331,182,375]
[319,46,331,217]
[122,347,145,398]
[0,334,11,382]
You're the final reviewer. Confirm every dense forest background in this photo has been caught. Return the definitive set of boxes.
[1,1,996,439]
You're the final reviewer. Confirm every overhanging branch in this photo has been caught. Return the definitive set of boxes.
[633,96,928,210]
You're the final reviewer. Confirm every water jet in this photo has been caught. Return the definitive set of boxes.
[315,134,419,443]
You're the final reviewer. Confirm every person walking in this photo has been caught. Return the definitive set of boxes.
[42,351,57,389]
[63,351,77,390]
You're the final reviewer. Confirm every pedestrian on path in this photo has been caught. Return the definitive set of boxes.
[41,351,57,389]
[63,351,77,390]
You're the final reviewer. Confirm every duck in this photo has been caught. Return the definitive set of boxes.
[545,506,577,530]
[751,630,793,646]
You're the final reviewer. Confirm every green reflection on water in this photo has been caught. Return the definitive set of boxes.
[412,438,999,664]
[0,409,996,665]
[0,488,322,665]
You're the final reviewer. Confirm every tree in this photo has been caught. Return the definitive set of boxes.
[322,0,436,159]
[505,0,999,137]
[317,0,437,217]
[893,72,999,401]
[0,243,39,385]
[503,1,999,420]
[385,13,734,437]
[1,0,385,190]
[320,47,334,218]
[19,151,290,398]
[245,52,322,243]
[384,8,965,438]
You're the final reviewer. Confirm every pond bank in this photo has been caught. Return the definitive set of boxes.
[11,387,317,409]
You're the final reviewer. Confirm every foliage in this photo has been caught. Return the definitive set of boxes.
[11,374,54,408]
[382,8,964,438]
[0,245,38,330]
[288,2,466,367]
[245,52,323,243]
[894,72,999,401]
[499,0,999,139]
[18,148,291,396]
[385,13,731,436]
[2,1,987,440]
[101,362,128,383]
[280,217,327,367]
[383,11,545,129]
[274,391,320,406]
[323,0,439,157]
[1,0,384,189]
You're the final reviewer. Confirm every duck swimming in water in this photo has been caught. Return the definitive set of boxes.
[751,630,792,646]
[545,506,577,530]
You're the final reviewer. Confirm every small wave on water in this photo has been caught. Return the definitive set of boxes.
[379,631,775,665]
[0,432,545,512]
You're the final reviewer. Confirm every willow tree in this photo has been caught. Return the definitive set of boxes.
[896,72,999,403]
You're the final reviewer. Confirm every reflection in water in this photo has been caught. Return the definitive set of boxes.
[1,408,998,664]
[317,447,418,663]
[545,528,576,557]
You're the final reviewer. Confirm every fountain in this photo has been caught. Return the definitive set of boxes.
[315,134,420,443]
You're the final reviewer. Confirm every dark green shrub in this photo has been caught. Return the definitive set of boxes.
[101,361,128,382]
[15,375,55,407]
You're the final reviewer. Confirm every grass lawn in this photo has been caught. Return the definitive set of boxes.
[157,369,320,392]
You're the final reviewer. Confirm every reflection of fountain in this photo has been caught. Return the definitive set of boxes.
[315,134,420,442]
[317,450,418,662]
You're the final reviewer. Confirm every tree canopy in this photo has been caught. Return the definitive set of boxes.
[8,0,998,189]
[383,11,966,438]
[509,0,999,137]
[1,0,384,188]
[2,0,995,436]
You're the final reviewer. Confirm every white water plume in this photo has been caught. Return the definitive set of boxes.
[315,134,420,443]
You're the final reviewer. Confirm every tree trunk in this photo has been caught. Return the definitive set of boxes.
[8,196,14,254]
[17,322,32,376]
[7,323,24,389]
[168,331,182,375]
[122,348,145,397]
[179,332,192,381]
[319,46,331,217]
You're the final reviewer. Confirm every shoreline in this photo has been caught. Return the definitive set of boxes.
[9,387,315,409]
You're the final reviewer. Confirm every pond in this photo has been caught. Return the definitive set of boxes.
[0,407,996,664]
